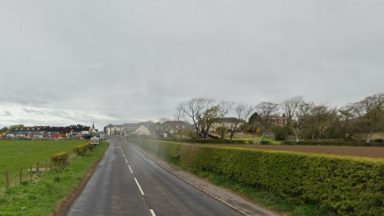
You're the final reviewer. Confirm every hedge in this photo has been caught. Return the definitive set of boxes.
[133,139,384,215]
[73,143,92,156]
[51,152,69,166]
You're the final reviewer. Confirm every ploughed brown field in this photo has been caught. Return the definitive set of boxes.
[214,144,384,159]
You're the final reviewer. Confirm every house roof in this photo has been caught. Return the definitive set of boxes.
[213,117,246,124]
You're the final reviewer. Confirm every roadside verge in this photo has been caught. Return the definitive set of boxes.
[54,143,109,216]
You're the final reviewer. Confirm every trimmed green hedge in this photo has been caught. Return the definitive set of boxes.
[73,143,92,156]
[133,139,384,215]
[51,151,69,166]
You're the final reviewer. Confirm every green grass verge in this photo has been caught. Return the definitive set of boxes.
[0,142,108,216]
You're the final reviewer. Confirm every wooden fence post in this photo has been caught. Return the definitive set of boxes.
[29,165,33,181]
[5,171,9,190]
[36,162,40,176]
[19,168,23,184]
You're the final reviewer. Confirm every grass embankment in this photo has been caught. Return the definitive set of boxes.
[132,138,384,216]
[0,141,108,216]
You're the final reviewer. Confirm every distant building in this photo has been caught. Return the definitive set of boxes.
[133,125,152,136]
[104,121,191,137]
[268,114,286,127]
[160,121,192,134]
[104,124,123,135]
[9,125,91,139]
[210,117,246,132]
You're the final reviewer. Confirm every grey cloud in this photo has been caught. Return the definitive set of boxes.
[0,0,383,127]
[0,111,12,116]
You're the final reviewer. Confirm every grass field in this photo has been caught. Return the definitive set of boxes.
[0,142,108,216]
[231,134,284,144]
[0,140,89,173]
[0,140,91,191]
[209,144,384,158]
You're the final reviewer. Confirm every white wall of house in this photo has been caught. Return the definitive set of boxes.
[133,125,151,136]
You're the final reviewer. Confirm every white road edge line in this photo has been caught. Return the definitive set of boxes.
[134,178,145,195]
[128,165,133,174]
[149,209,156,216]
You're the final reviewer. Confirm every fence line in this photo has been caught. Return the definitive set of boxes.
[0,153,77,194]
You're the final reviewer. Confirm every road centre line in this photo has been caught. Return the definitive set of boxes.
[134,178,145,195]
[125,158,128,164]
[128,165,133,174]
[149,209,156,216]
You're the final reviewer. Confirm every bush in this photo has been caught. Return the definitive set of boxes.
[134,139,384,215]
[260,140,271,145]
[73,143,92,156]
[272,126,287,141]
[51,152,69,166]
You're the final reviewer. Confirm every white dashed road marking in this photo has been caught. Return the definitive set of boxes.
[149,209,156,216]
[128,165,133,174]
[134,178,145,195]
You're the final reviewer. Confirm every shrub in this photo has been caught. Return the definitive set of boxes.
[272,126,287,141]
[216,127,228,139]
[134,139,384,215]
[260,140,271,145]
[73,143,91,156]
[51,152,69,166]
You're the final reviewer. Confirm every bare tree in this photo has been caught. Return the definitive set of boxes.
[226,104,254,141]
[256,102,279,142]
[179,98,231,140]
[313,105,337,142]
[179,98,212,138]
[350,93,384,143]
[339,104,357,139]
[174,103,184,135]
[282,96,304,129]
[292,101,311,143]
[198,102,230,140]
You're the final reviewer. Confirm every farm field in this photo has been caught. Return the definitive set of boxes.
[0,141,108,216]
[0,140,89,173]
[211,143,384,158]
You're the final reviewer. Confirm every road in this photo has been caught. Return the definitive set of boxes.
[67,137,241,216]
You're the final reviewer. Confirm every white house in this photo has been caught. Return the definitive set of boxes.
[133,125,152,136]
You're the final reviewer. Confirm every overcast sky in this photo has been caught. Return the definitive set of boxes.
[0,0,383,128]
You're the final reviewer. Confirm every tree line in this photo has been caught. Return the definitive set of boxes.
[175,93,384,143]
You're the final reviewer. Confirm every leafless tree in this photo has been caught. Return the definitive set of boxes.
[179,98,230,140]
[282,96,304,129]
[179,98,212,138]
[308,105,337,142]
[174,103,184,134]
[292,101,311,142]
[226,104,254,141]
[256,101,279,141]
[198,101,231,140]
[339,104,357,139]
[349,93,384,143]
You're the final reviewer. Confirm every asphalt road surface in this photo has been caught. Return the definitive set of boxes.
[67,137,241,216]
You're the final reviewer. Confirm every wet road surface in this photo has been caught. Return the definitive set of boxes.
[67,137,241,216]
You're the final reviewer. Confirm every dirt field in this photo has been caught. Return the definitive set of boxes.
[215,144,384,159]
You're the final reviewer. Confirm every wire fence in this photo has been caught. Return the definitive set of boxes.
[0,153,77,195]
